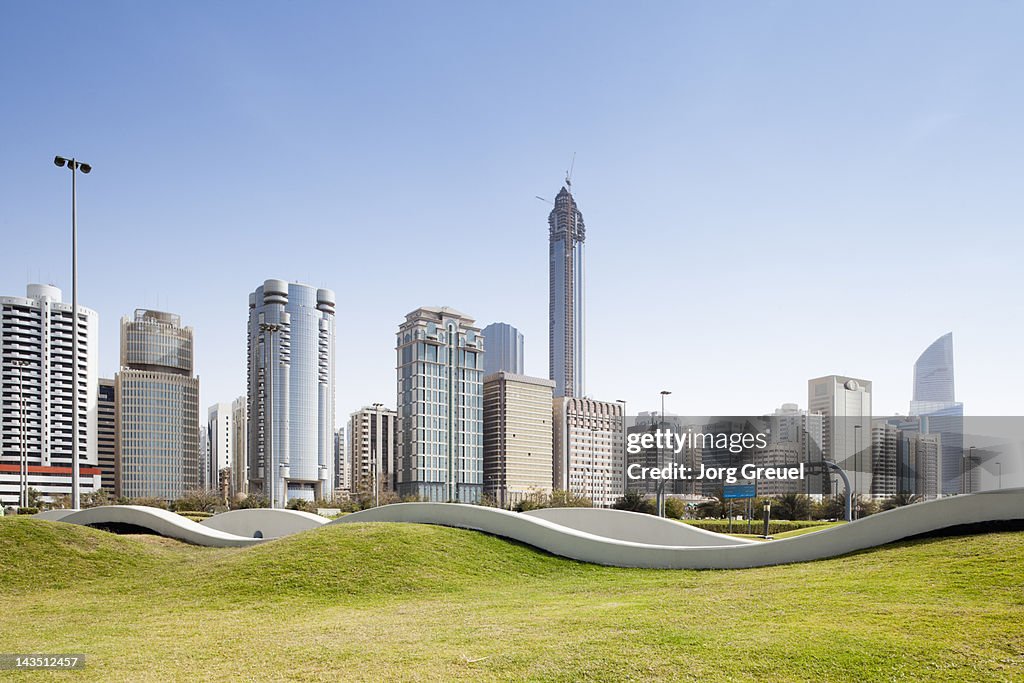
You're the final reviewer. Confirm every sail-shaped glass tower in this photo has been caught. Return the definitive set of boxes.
[909,332,963,495]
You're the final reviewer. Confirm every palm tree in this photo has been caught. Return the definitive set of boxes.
[882,491,920,511]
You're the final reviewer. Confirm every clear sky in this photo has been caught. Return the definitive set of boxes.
[2,1,1022,421]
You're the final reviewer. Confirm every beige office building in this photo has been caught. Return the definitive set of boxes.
[116,310,200,500]
[808,375,873,498]
[483,372,555,508]
[348,405,397,497]
[553,397,625,508]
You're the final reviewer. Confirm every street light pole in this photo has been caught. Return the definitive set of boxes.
[658,390,672,517]
[54,155,91,509]
[996,461,1002,490]
[853,424,862,519]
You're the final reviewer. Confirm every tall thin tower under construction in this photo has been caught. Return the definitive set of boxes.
[548,175,585,398]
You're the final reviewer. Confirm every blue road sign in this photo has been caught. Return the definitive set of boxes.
[723,484,756,499]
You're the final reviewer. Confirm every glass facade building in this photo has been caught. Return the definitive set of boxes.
[909,333,963,495]
[116,309,200,500]
[247,280,335,506]
[395,307,483,503]
[549,185,585,398]
[482,322,524,376]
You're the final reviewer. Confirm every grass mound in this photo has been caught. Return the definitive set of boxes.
[2,517,1022,681]
[187,522,595,603]
[0,516,186,592]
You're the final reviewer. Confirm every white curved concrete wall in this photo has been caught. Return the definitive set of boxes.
[54,506,262,547]
[33,509,77,522]
[331,489,1024,569]
[523,507,755,547]
[200,508,327,538]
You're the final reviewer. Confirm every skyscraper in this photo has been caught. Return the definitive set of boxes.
[911,333,955,410]
[230,396,247,498]
[548,184,585,398]
[808,375,873,498]
[395,306,484,503]
[348,405,396,498]
[553,397,624,508]
[207,402,234,492]
[96,378,117,494]
[333,426,349,493]
[0,285,100,506]
[483,372,555,508]
[909,333,963,496]
[482,322,524,376]
[247,280,335,506]
[116,309,200,500]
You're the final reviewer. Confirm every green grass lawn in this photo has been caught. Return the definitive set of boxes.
[1,517,1022,682]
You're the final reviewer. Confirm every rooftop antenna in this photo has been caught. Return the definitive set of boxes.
[565,152,576,192]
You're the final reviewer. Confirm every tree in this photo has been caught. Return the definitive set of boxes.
[881,492,919,511]
[813,495,845,520]
[664,497,687,520]
[81,489,111,508]
[547,489,592,508]
[127,497,168,510]
[26,487,43,508]
[855,496,879,518]
[49,493,72,510]
[173,489,222,513]
[695,496,725,519]
[286,498,317,513]
[233,493,269,509]
[613,489,655,515]
[774,493,812,521]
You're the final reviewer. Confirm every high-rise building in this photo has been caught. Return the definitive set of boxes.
[230,396,247,498]
[553,397,624,508]
[348,405,396,498]
[482,372,555,508]
[482,323,524,376]
[198,428,210,491]
[909,333,963,496]
[116,309,200,501]
[871,421,898,499]
[333,426,349,494]
[808,375,873,498]
[207,402,234,492]
[548,184,585,398]
[96,378,117,494]
[625,412,701,498]
[883,416,942,500]
[395,307,483,503]
[757,404,825,497]
[0,285,101,506]
[247,280,335,506]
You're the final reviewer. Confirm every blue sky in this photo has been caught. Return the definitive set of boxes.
[2,1,1022,420]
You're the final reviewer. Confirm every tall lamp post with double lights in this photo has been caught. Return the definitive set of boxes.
[54,155,91,509]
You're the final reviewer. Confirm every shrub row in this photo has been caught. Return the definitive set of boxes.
[683,518,830,535]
